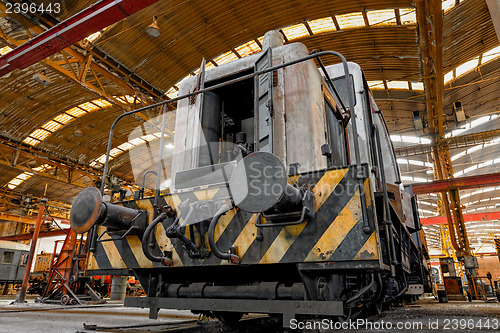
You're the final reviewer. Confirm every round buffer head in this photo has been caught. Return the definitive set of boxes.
[229,152,287,213]
[70,187,103,234]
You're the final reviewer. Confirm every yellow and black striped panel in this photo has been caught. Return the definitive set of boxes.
[87,165,380,272]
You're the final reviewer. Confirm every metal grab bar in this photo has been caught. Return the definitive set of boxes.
[208,204,239,263]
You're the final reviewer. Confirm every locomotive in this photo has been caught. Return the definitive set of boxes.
[70,30,430,325]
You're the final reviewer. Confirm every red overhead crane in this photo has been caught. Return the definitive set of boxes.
[411,172,500,195]
[421,211,500,225]
[0,0,160,77]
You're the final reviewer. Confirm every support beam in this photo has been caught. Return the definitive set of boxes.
[0,188,70,220]
[16,199,46,303]
[412,172,500,194]
[0,136,100,189]
[0,212,37,225]
[0,212,69,225]
[0,135,134,188]
[421,211,500,225]
[0,229,68,241]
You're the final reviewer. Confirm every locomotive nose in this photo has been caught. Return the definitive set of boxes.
[70,187,104,234]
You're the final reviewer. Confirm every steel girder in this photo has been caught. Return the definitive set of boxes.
[416,0,473,258]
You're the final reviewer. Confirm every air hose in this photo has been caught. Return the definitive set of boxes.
[208,204,239,263]
[142,212,172,265]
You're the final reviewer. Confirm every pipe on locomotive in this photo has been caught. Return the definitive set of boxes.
[70,187,146,235]
[141,212,172,266]
[78,50,357,254]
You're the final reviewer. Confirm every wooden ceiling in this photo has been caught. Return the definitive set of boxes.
[0,0,499,217]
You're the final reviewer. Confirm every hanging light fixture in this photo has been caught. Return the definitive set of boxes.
[146,16,160,37]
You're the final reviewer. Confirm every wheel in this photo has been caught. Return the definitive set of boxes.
[213,311,243,326]
[60,294,70,305]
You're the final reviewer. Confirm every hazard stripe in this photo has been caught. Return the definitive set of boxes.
[92,228,112,269]
[230,213,258,260]
[239,219,284,263]
[354,232,379,260]
[312,168,348,211]
[112,237,140,268]
[278,167,358,263]
[294,170,326,188]
[203,209,255,265]
[214,208,236,242]
[305,190,361,262]
[259,222,307,264]
[87,253,99,270]
[329,206,374,261]
[89,166,376,270]
[127,236,154,268]
[100,234,126,268]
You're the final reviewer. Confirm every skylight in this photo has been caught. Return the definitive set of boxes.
[282,23,310,40]
[0,46,13,56]
[4,165,53,190]
[213,50,239,66]
[397,158,433,168]
[410,82,424,91]
[390,135,432,144]
[367,80,424,91]
[386,81,409,90]
[162,7,420,106]
[401,176,431,183]
[366,9,397,26]
[234,40,261,58]
[445,45,500,84]
[90,132,168,167]
[398,9,417,25]
[444,114,499,138]
[335,12,366,29]
[307,17,336,34]
[451,139,500,161]
[454,158,500,177]
[23,99,112,146]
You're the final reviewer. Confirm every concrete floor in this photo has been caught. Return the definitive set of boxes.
[0,299,198,333]
[0,297,499,333]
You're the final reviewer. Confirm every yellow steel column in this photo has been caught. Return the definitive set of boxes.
[416,0,485,299]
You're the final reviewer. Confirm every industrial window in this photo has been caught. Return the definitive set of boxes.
[324,99,349,167]
[2,251,14,264]
[330,74,356,107]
